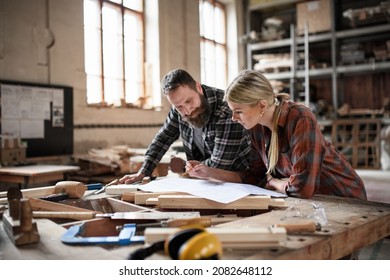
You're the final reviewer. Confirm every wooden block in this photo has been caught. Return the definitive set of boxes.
[145,197,159,205]
[134,192,187,205]
[121,192,137,203]
[154,195,274,210]
[269,198,288,208]
[144,227,286,248]
[105,185,139,195]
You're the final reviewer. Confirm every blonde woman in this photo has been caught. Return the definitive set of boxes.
[187,70,367,200]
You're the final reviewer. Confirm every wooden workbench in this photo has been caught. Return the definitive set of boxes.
[1,194,389,260]
[0,165,80,189]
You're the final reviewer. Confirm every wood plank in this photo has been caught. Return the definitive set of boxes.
[144,226,287,249]
[29,198,96,213]
[106,197,153,212]
[105,185,138,195]
[153,195,285,210]
[134,192,187,205]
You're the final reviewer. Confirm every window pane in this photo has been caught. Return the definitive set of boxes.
[102,3,124,105]
[84,29,102,75]
[124,12,144,103]
[200,0,227,89]
[215,44,227,88]
[199,1,205,37]
[204,40,216,85]
[123,0,143,11]
[84,0,100,27]
[202,1,214,40]
[214,6,225,44]
[86,75,103,104]
[84,0,102,102]
[84,0,145,107]
[104,77,123,105]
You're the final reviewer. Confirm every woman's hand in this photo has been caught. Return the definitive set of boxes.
[266,176,289,194]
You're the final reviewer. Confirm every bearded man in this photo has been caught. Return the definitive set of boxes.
[119,68,251,184]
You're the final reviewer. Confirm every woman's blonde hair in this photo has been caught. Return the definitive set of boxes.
[225,70,289,174]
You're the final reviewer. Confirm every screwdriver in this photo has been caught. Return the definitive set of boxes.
[138,217,212,228]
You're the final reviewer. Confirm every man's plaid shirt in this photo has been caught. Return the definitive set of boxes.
[139,84,251,176]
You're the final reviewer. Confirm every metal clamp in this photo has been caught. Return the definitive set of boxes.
[61,223,145,246]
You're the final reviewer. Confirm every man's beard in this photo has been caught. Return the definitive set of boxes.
[183,94,210,129]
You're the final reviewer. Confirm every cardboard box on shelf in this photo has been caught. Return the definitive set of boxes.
[297,0,331,35]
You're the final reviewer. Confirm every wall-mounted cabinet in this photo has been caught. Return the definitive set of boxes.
[245,0,390,121]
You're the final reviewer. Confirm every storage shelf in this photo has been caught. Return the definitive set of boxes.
[248,38,292,51]
[249,0,300,11]
[337,61,390,74]
[264,61,390,80]
[336,24,390,39]
[249,24,390,53]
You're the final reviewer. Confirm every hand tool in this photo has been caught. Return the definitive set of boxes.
[61,223,144,245]
[40,182,103,201]
[92,179,119,195]
[32,211,97,220]
[53,181,87,198]
[137,217,212,228]
[31,210,201,221]
[2,188,40,246]
[272,221,322,233]
[40,193,70,202]
[95,211,201,220]
[0,181,102,204]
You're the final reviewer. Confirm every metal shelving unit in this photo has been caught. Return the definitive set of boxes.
[245,0,390,114]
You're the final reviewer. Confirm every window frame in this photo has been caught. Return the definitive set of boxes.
[199,0,228,89]
[84,0,146,108]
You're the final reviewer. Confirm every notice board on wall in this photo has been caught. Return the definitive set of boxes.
[0,80,73,157]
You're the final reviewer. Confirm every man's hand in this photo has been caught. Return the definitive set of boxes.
[119,172,145,184]
[187,162,211,179]
[185,160,201,173]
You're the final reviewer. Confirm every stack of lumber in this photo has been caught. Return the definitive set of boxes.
[73,145,136,176]
[115,188,287,211]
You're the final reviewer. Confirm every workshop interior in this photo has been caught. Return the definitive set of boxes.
[0,0,389,260]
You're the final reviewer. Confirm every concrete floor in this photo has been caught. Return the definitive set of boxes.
[355,169,390,260]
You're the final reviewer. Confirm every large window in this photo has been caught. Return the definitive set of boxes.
[199,0,227,89]
[83,0,145,107]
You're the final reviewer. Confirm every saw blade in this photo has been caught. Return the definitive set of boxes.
[96,211,201,220]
